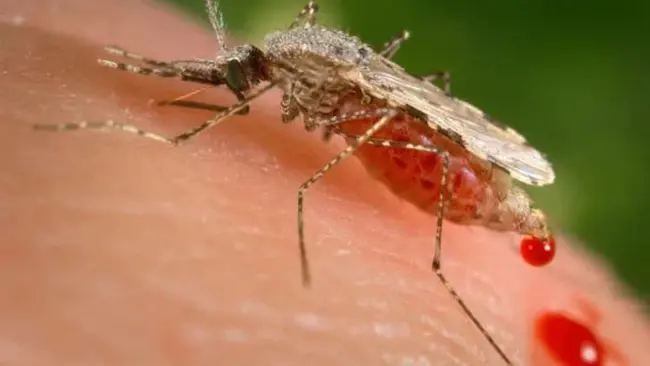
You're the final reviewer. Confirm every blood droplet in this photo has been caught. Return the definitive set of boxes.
[535,311,603,365]
[521,235,556,267]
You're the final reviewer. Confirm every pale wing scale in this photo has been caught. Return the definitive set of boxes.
[342,57,555,187]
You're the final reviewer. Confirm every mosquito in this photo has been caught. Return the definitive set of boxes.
[34,0,557,364]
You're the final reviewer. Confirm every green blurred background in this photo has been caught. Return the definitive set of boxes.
[164,0,650,299]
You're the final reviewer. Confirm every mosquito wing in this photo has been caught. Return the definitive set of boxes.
[341,56,555,187]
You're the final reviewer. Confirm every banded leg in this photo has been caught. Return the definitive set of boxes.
[373,32,452,95]
[157,81,296,122]
[33,82,276,145]
[289,0,319,29]
[298,108,398,285]
[421,71,451,95]
[333,130,443,154]
[329,127,514,365]
[281,83,300,123]
[378,30,410,59]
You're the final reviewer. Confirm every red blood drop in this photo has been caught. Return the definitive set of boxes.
[535,312,604,366]
[520,235,556,267]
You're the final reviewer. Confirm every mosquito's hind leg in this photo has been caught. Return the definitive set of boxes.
[429,153,510,366]
[328,128,514,365]
[289,0,319,29]
[374,34,452,95]
[378,30,410,59]
[420,71,452,96]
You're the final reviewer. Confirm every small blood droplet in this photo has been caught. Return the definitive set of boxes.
[520,235,556,267]
[535,312,604,366]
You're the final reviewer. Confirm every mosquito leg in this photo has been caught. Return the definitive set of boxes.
[421,71,452,95]
[281,83,300,123]
[298,108,397,286]
[33,82,276,145]
[156,88,249,114]
[431,151,512,365]
[133,82,276,141]
[333,130,437,152]
[331,127,513,365]
[289,0,319,29]
[378,30,410,60]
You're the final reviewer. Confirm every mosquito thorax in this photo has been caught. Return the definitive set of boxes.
[263,26,374,71]
[261,27,377,130]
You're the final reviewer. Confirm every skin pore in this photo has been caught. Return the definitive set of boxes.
[1,0,649,364]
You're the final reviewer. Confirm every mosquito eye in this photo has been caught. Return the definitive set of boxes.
[226,60,249,92]
[358,47,368,57]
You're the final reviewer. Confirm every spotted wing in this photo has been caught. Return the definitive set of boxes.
[342,57,555,187]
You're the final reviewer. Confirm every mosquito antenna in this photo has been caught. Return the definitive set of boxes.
[205,0,228,53]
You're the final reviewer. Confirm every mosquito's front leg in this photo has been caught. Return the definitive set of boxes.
[34,83,276,145]
[297,107,398,285]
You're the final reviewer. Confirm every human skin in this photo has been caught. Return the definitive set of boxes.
[1,0,649,365]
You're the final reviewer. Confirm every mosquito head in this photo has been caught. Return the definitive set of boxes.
[216,44,271,94]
